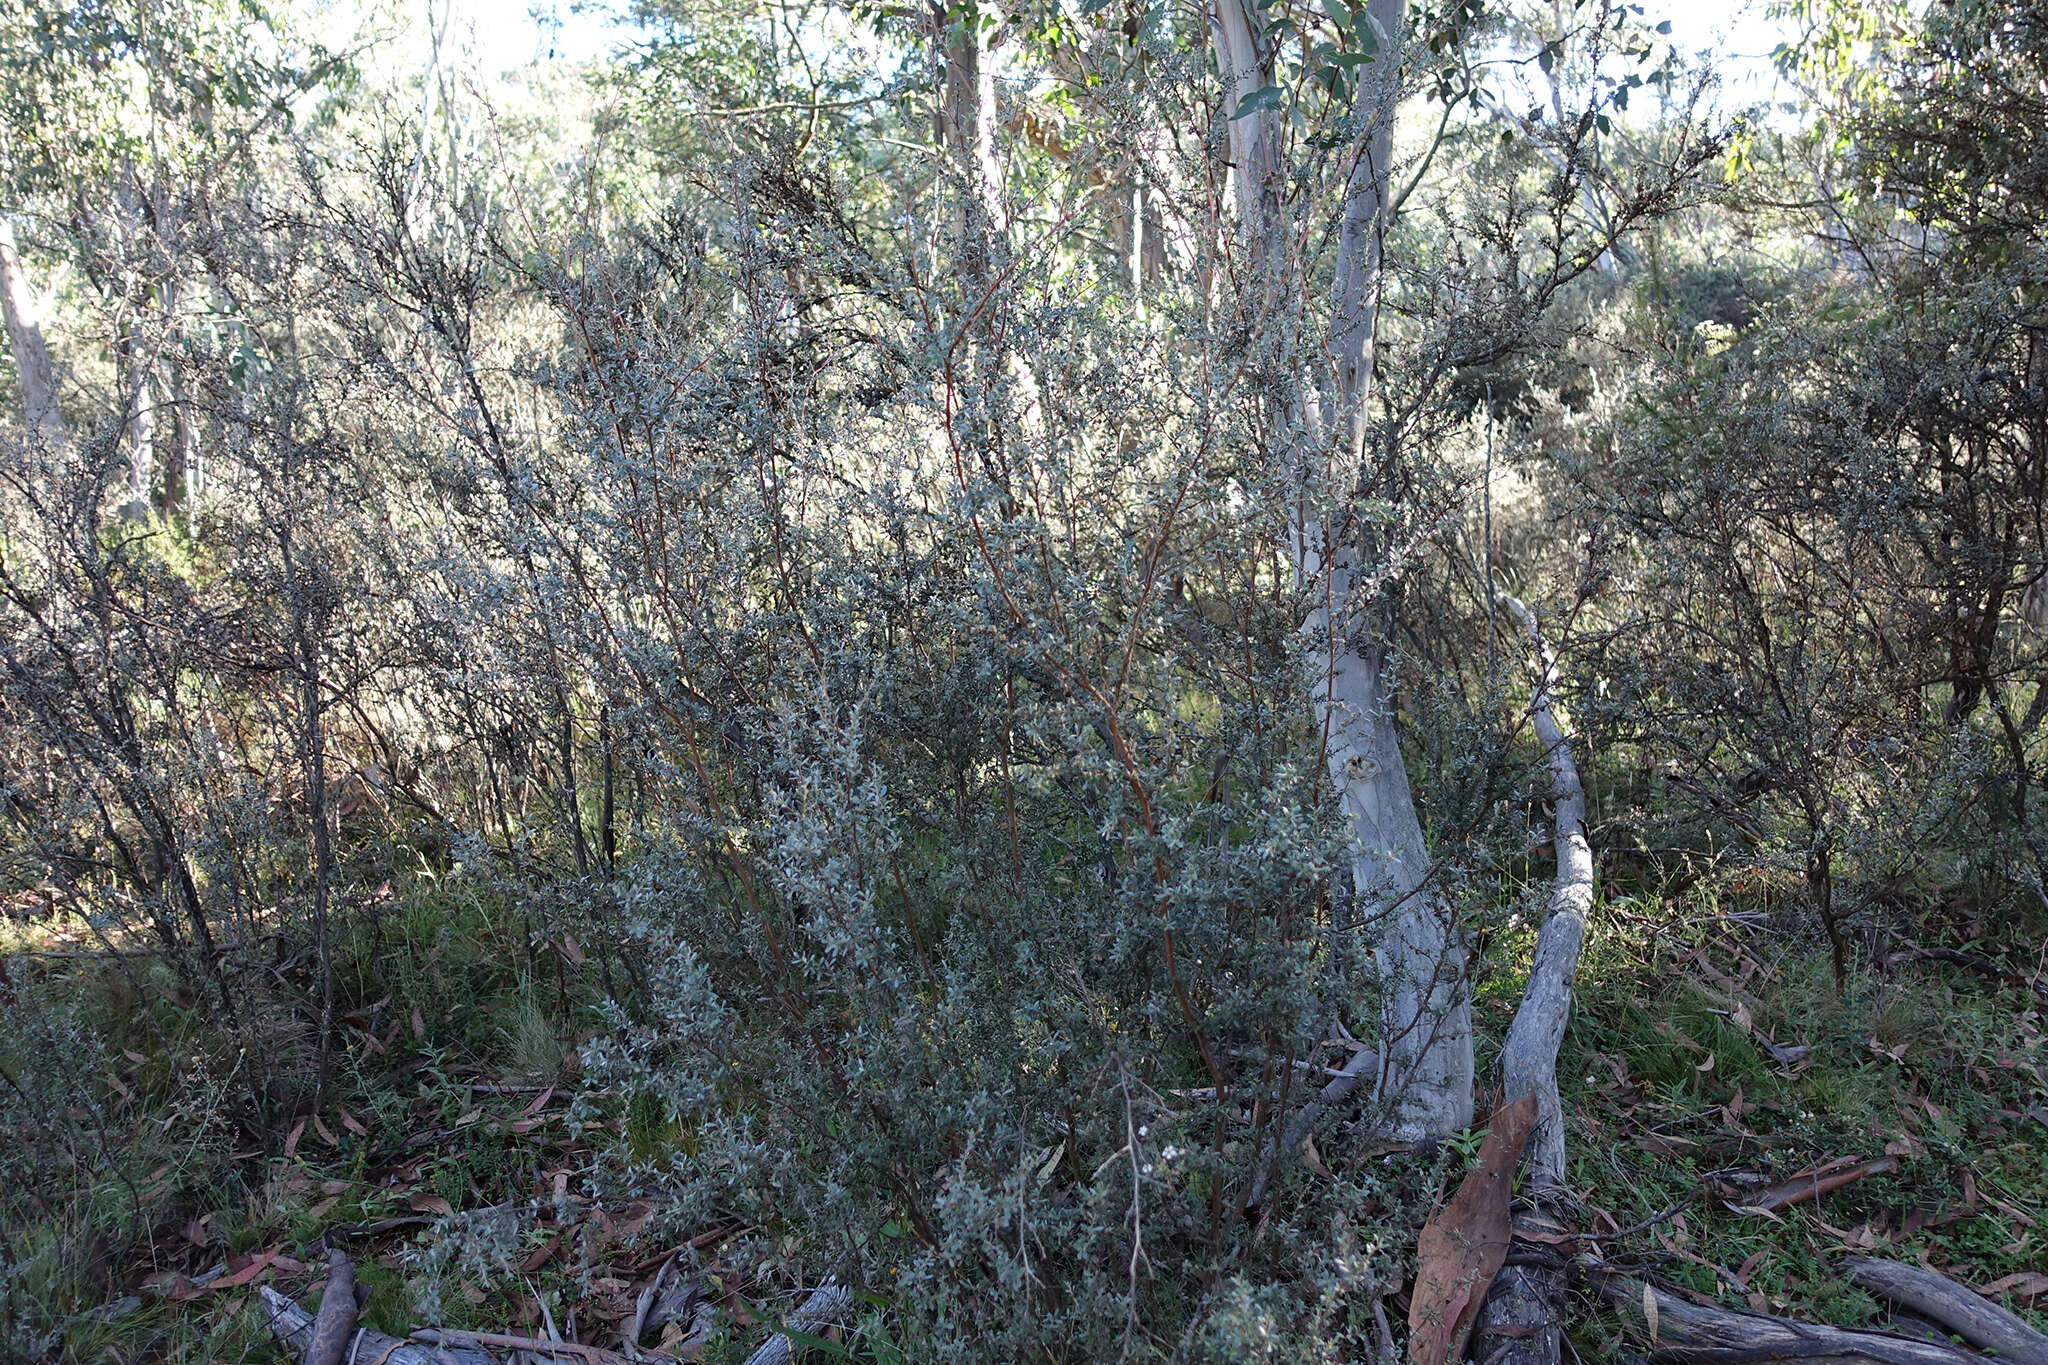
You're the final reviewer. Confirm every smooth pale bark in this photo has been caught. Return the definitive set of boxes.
[939,4,1049,466]
[1474,595,1593,1365]
[941,11,1003,240]
[122,333,156,518]
[1210,0,1473,1140]
[1497,595,1592,1187]
[0,217,68,443]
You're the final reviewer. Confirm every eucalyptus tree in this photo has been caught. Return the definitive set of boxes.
[0,0,336,506]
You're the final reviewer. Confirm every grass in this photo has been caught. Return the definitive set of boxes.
[1544,884,2048,1357]
[3,861,2044,1361]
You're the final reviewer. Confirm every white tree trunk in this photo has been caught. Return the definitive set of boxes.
[0,217,68,444]
[940,4,1049,464]
[123,330,156,518]
[1210,0,1473,1139]
[1496,595,1592,1186]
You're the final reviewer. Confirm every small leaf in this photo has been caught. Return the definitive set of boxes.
[1232,85,1284,119]
[1643,1283,1659,1343]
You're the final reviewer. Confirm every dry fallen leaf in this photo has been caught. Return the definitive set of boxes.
[1982,1272,2048,1299]
[1407,1094,1540,1365]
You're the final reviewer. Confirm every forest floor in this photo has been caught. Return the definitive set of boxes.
[4,873,2044,1363]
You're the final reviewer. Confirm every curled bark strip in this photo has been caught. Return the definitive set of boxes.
[1723,1157,1898,1214]
[1496,595,1593,1190]
[306,1249,359,1365]
[1409,1094,1540,1365]
[1845,1258,2048,1365]
[1600,1276,1988,1364]
[741,1281,853,1365]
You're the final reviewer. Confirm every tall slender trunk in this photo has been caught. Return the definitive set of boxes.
[161,360,199,510]
[122,327,156,519]
[0,217,68,443]
[1495,596,1592,1187]
[1211,0,1473,1138]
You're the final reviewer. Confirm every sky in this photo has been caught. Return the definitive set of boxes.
[434,0,1800,107]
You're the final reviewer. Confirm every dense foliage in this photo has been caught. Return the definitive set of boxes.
[0,0,2042,1360]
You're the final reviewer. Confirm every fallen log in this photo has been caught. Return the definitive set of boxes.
[1845,1258,2048,1365]
[1600,1275,1991,1364]
[1474,1262,1563,1365]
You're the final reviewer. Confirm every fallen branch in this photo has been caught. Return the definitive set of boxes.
[412,1328,644,1362]
[741,1282,853,1365]
[305,1249,358,1365]
[1886,944,2048,1001]
[1244,1042,1381,1208]
[1600,1275,1989,1364]
[259,1285,495,1365]
[1846,1258,2048,1365]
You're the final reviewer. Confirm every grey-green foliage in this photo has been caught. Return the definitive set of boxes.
[515,147,1389,1351]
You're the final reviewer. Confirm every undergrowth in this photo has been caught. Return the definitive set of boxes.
[4,860,2042,1362]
